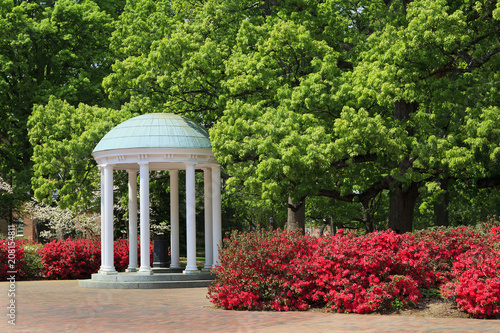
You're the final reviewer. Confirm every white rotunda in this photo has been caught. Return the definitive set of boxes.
[92,113,221,276]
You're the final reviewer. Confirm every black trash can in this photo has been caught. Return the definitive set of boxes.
[153,235,170,268]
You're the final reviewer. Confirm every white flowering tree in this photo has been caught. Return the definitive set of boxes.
[25,200,101,242]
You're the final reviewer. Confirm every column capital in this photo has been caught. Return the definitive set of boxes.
[100,163,115,170]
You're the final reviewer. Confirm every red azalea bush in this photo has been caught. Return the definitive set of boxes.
[209,222,500,318]
[208,229,316,311]
[39,238,101,279]
[208,230,427,313]
[0,239,27,280]
[39,238,154,279]
[311,231,426,313]
[441,223,500,318]
[114,237,131,272]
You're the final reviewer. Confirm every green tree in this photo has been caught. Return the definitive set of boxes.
[28,98,131,210]
[103,0,240,123]
[211,0,385,232]
[29,0,500,235]
[211,0,500,233]
[103,0,308,230]
[340,0,500,232]
[415,180,500,229]
[0,0,115,221]
[212,3,344,232]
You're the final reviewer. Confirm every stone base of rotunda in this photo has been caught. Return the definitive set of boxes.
[78,269,215,289]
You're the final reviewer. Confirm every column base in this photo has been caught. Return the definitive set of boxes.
[138,267,153,275]
[183,267,200,274]
[98,268,118,275]
[201,267,211,273]
[170,264,182,269]
[125,268,138,272]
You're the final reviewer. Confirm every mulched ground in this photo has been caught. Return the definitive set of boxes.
[310,297,500,319]
[375,297,470,318]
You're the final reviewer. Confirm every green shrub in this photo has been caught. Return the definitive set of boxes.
[22,243,44,280]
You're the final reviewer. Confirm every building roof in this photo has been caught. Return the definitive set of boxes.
[93,113,211,153]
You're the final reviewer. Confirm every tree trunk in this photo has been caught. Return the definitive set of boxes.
[434,178,450,227]
[325,215,332,235]
[362,200,374,233]
[287,196,305,234]
[394,100,418,121]
[318,223,326,237]
[389,100,420,234]
[389,182,419,233]
[331,217,342,235]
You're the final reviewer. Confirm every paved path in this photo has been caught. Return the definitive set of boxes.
[1,280,500,332]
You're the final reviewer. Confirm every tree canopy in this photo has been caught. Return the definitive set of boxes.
[0,0,115,222]
[28,97,131,210]
[1,0,498,235]
[210,0,500,232]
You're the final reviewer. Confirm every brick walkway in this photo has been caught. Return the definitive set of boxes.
[2,280,500,332]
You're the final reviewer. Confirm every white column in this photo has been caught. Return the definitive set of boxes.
[169,170,181,269]
[138,162,152,275]
[99,166,105,270]
[126,170,138,272]
[203,168,213,271]
[184,163,199,274]
[100,164,117,274]
[212,164,222,267]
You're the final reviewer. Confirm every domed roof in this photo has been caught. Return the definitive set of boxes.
[93,113,211,153]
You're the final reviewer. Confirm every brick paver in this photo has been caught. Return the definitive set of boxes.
[1,280,500,332]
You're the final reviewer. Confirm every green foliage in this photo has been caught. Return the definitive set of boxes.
[28,97,132,210]
[420,288,443,299]
[223,188,287,231]
[1,0,116,217]
[210,5,343,209]
[22,243,44,280]
[390,297,405,311]
[211,0,500,230]
[9,0,500,232]
[104,0,235,122]
[306,196,366,231]
[415,180,500,229]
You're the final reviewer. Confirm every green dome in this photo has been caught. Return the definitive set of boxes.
[93,113,211,153]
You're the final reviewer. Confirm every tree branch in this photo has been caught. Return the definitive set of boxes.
[331,153,378,169]
[318,174,394,203]
[233,155,259,163]
[476,175,500,188]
